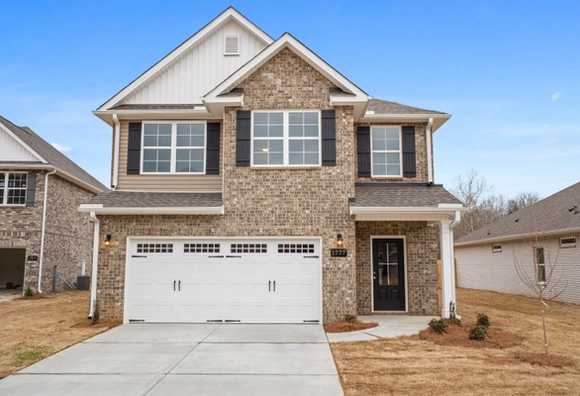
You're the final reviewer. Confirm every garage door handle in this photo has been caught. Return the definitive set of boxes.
[268,280,271,292]
[178,280,181,292]
[173,280,176,291]
[273,280,276,292]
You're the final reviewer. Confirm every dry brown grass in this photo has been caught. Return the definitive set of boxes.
[331,288,580,395]
[0,291,115,379]
[325,320,378,333]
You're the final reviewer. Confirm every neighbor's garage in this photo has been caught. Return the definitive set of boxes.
[0,248,25,290]
[124,238,321,323]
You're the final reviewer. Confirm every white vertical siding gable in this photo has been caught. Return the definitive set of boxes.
[0,128,39,162]
[122,20,267,105]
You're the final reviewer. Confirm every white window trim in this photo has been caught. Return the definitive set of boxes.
[224,33,240,56]
[250,110,322,168]
[534,246,546,283]
[140,121,207,175]
[491,244,502,254]
[370,125,403,178]
[0,171,27,206]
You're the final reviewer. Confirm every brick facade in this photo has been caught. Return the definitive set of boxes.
[356,221,440,315]
[0,171,94,293]
[94,48,442,323]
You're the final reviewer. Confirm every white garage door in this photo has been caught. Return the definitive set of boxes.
[124,238,321,323]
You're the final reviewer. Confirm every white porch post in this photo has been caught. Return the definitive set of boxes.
[440,219,456,318]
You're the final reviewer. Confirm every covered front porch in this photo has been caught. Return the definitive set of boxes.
[350,183,462,319]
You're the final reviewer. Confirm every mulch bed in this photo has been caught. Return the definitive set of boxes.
[325,320,378,333]
[419,322,523,349]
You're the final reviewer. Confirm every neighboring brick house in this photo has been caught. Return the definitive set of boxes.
[81,7,462,323]
[456,181,580,304]
[0,115,106,294]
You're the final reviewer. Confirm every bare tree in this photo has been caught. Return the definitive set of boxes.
[507,192,540,214]
[512,214,567,354]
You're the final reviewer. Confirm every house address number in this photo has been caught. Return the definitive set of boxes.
[330,248,348,257]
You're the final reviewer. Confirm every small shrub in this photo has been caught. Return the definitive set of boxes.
[24,287,33,297]
[429,319,448,334]
[476,313,490,328]
[469,325,487,341]
[344,314,357,323]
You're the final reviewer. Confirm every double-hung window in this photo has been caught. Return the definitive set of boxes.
[142,122,206,174]
[0,172,27,206]
[371,126,402,177]
[252,110,321,167]
[534,247,546,283]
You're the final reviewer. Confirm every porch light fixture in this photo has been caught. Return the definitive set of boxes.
[336,233,344,247]
[104,234,112,246]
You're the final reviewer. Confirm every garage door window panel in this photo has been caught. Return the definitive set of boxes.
[137,243,173,254]
[230,243,268,254]
[184,243,220,253]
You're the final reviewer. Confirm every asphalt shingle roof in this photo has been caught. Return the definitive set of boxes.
[84,191,223,208]
[0,115,107,192]
[367,99,447,115]
[351,183,461,207]
[457,181,580,244]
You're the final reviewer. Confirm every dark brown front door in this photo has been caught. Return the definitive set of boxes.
[372,238,405,311]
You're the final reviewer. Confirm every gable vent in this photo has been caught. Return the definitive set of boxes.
[224,34,239,56]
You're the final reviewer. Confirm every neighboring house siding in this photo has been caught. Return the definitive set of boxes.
[356,221,440,315]
[0,170,45,292]
[116,120,222,192]
[96,48,359,323]
[456,235,580,304]
[122,20,267,105]
[42,175,94,292]
[355,123,429,183]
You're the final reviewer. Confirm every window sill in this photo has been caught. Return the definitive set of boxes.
[139,173,208,176]
[369,176,404,180]
[249,166,322,170]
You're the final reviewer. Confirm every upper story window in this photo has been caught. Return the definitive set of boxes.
[534,246,546,283]
[224,34,240,56]
[142,122,206,174]
[251,111,321,167]
[0,172,27,206]
[371,126,402,177]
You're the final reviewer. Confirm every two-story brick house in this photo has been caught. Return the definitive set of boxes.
[0,115,106,294]
[81,7,462,324]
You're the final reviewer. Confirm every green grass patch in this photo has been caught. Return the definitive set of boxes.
[13,347,51,367]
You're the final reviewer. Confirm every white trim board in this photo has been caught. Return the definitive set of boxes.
[97,7,273,112]
[78,205,224,215]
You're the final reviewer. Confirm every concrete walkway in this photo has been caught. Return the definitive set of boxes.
[0,324,343,396]
[0,288,21,304]
[326,315,434,342]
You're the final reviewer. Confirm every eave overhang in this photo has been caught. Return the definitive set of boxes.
[79,204,224,216]
[350,204,463,221]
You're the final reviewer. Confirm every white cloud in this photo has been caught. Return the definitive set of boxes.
[51,143,72,153]
[551,91,561,102]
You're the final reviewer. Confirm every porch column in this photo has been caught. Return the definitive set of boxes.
[440,219,456,318]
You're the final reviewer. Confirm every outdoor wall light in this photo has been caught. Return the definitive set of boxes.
[336,233,344,247]
[104,234,112,246]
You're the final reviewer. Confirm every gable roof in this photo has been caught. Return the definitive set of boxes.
[351,183,461,208]
[456,181,580,246]
[96,7,273,112]
[203,32,368,103]
[0,115,107,193]
[367,99,447,115]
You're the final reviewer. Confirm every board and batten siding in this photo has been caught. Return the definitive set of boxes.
[456,234,580,304]
[122,20,267,105]
[117,121,222,192]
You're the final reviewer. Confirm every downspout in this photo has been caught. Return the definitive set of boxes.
[37,169,57,293]
[426,117,434,183]
[449,209,461,317]
[112,113,120,189]
[88,211,100,319]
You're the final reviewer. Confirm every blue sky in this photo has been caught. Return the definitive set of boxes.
[2,1,579,198]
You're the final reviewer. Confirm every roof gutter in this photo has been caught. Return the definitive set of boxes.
[38,169,57,293]
[88,211,99,319]
[79,205,225,215]
[350,204,463,215]
[455,226,580,247]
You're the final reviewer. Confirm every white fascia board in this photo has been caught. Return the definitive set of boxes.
[350,205,460,221]
[360,113,451,132]
[0,163,52,170]
[204,33,369,103]
[0,122,47,163]
[97,8,272,112]
[0,163,103,193]
[79,205,225,215]
[94,108,221,125]
[455,226,580,248]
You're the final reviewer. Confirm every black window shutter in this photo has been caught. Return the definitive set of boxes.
[127,122,142,175]
[357,126,370,177]
[321,110,336,166]
[402,126,416,177]
[206,122,220,175]
[25,172,36,207]
[236,111,251,167]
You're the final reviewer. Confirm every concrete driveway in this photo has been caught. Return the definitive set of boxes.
[0,323,343,396]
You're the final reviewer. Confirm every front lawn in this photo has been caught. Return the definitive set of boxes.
[331,288,580,395]
[0,291,115,378]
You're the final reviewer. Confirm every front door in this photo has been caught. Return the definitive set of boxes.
[372,238,405,311]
